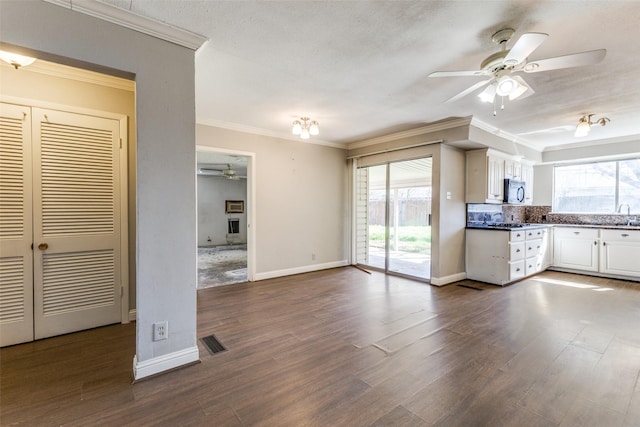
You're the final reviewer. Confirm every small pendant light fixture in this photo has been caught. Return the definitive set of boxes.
[574,114,610,137]
[292,117,319,140]
[0,50,36,69]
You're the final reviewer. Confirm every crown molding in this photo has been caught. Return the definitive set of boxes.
[1,58,135,91]
[541,133,640,153]
[469,117,542,153]
[196,117,348,150]
[346,116,473,150]
[43,0,208,50]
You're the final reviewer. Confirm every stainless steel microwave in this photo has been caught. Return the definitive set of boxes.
[504,179,526,204]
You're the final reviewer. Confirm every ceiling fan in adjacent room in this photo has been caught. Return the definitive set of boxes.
[429,28,606,112]
[197,164,246,180]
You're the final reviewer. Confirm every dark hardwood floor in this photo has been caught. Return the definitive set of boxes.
[2,268,640,426]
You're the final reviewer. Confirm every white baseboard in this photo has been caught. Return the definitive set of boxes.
[430,272,467,286]
[254,260,349,281]
[133,346,199,381]
[128,309,136,322]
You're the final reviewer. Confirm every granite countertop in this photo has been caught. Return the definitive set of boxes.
[548,223,640,231]
[466,223,640,231]
[466,223,549,231]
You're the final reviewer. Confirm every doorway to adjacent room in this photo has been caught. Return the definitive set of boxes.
[196,148,253,288]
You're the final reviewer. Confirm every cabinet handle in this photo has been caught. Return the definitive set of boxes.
[594,241,598,246]
[603,242,606,246]
[517,233,521,237]
[621,233,629,237]
[516,268,521,272]
[516,248,521,252]
[574,231,580,235]
[38,243,49,250]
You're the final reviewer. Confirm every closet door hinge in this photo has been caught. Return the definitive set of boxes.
[119,138,123,149]
[121,286,124,297]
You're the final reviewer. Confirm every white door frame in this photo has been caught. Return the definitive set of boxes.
[195,145,255,282]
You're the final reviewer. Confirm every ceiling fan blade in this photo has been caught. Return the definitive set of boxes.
[509,75,535,101]
[429,70,489,78]
[524,49,606,73]
[504,33,548,65]
[445,78,493,103]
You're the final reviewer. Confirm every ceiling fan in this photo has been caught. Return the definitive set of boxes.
[198,164,246,180]
[429,28,606,107]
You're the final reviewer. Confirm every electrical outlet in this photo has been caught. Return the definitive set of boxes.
[153,321,168,341]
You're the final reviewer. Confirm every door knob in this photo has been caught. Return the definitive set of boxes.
[38,243,48,250]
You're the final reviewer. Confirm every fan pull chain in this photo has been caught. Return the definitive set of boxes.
[493,97,497,116]
[501,96,505,110]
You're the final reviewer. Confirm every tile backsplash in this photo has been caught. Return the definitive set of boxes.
[467,204,634,226]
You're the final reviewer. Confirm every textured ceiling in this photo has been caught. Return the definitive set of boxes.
[101,0,640,151]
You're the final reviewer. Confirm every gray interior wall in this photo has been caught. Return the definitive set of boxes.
[196,124,348,275]
[437,144,466,278]
[1,1,198,365]
[197,175,247,246]
[0,62,138,312]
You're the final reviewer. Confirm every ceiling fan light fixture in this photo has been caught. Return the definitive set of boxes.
[495,75,517,96]
[478,84,496,103]
[508,83,528,101]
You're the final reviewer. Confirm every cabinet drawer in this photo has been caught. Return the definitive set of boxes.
[510,230,526,242]
[525,256,543,276]
[510,260,525,280]
[526,228,547,240]
[601,229,640,242]
[525,239,543,258]
[510,241,525,260]
[554,227,599,239]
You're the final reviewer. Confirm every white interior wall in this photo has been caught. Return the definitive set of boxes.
[1,1,200,378]
[196,124,348,278]
[197,175,247,246]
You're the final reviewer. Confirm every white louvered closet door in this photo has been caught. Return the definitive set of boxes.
[32,108,121,340]
[0,103,34,347]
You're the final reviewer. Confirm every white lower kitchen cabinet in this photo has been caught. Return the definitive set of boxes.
[600,229,640,276]
[552,227,640,280]
[466,227,548,286]
[552,227,599,272]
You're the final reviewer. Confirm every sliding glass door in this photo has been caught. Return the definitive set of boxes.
[355,158,432,281]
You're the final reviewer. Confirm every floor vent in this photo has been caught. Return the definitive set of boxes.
[457,284,484,291]
[200,334,227,355]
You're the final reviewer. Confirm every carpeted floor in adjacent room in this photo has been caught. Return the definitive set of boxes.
[198,244,247,288]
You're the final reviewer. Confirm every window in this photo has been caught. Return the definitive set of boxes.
[553,158,640,213]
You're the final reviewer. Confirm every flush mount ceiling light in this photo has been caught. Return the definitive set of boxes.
[0,50,36,69]
[291,117,319,140]
[574,114,610,137]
